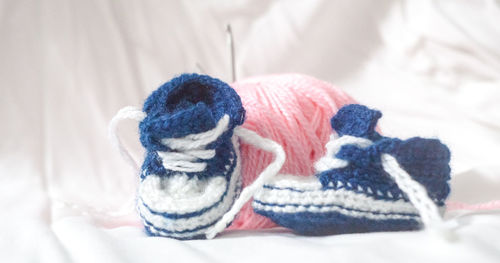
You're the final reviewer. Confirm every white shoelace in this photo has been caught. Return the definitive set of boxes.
[108,106,148,173]
[315,134,457,241]
[109,106,286,239]
[159,115,230,173]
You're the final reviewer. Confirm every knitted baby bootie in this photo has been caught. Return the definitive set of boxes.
[253,104,451,235]
[137,74,246,239]
[109,73,286,239]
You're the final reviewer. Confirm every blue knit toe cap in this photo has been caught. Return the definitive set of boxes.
[319,104,451,204]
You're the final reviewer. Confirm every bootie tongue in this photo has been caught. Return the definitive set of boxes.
[331,104,382,141]
[140,102,216,151]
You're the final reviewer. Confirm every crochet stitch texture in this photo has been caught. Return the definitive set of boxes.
[253,104,451,235]
[140,73,245,179]
[137,73,246,239]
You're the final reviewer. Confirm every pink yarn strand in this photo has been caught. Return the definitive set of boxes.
[446,200,500,211]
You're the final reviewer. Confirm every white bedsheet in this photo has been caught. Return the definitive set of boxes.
[1,0,500,262]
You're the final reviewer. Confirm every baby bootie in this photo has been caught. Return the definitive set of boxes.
[137,74,246,239]
[253,104,451,235]
[110,73,285,240]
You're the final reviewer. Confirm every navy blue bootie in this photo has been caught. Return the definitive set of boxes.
[253,104,451,235]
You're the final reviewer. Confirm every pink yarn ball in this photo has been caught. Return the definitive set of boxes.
[229,74,357,230]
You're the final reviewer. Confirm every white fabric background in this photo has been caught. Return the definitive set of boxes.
[1,0,500,262]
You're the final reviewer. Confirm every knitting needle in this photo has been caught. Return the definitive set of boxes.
[226,24,236,82]
[195,62,206,74]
